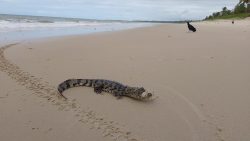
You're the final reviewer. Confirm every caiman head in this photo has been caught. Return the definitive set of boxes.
[126,87,153,100]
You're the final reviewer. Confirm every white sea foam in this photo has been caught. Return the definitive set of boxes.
[0,20,112,32]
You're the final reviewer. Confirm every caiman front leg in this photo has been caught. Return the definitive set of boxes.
[114,91,124,99]
[94,84,104,94]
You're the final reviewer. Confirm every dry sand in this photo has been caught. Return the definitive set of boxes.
[0,20,250,141]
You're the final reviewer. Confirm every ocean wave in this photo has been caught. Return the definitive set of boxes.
[0,20,111,32]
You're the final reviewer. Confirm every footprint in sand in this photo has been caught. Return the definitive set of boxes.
[46,58,51,61]
[44,128,53,134]
[32,127,39,130]
[0,91,11,99]
[0,96,7,99]
[176,58,185,61]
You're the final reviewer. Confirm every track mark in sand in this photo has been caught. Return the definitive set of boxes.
[0,44,142,141]
[160,85,226,141]
[159,85,206,141]
[199,104,226,141]
[0,92,9,99]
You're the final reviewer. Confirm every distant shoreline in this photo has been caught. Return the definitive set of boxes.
[0,13,198,23]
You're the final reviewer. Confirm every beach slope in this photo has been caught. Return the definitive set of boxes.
[1,20,250,141]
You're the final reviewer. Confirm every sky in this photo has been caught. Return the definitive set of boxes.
[0,0,239,21]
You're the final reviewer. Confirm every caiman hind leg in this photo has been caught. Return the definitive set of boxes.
[94,84,104,94]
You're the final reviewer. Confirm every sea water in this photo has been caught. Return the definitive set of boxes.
[0,14,154,46]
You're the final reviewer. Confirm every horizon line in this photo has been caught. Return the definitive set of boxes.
[0,13,201,23]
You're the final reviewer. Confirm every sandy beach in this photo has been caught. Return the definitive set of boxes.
[1,20,250,141]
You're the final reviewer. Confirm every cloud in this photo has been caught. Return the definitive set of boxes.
[0,0,17,2]
[0,0,239,20]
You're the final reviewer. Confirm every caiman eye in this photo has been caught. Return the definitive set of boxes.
[148,93,152,97]
[138,87,145,92]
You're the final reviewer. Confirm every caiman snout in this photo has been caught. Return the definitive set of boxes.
[148,93,152,97]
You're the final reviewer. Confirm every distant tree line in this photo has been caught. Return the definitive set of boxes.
[204,0,250,20]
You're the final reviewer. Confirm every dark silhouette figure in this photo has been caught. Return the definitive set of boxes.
[232,20,234,24]
[187,22,196,32]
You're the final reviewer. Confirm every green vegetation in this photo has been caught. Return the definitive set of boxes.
[206,13,250,20]
[204,0,250,20]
